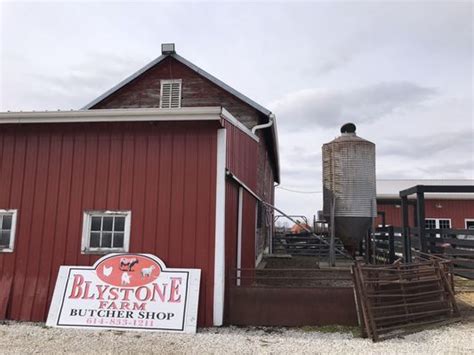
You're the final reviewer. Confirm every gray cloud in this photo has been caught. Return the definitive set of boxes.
[376,158,474,180]
[313,49,357,76]
[0,51,144,110]
[270,82,437,130]
[282,147,321,163]
[378,130,473,158]
[17,52,144,109]
[419,159,474,179]
[281,165,321,181]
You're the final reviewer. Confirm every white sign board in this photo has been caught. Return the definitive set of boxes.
[47,253,201,333]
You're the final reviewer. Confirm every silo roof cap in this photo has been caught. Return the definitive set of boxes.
[341,122,356,134]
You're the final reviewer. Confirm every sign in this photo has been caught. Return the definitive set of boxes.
[46,253,201,333]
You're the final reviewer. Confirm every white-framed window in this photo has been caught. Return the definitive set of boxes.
[0,209,17,252]
[425,218,451,238]
[81,211,131,254]
[425,218,451,229]
[465,219,474,230]
[160,79,182,108]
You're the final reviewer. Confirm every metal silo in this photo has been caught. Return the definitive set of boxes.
[322,123,376,253]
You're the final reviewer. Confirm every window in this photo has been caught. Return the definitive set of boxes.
[160,79,182,108]
[0,210,17,252]
[425,219,437,230]
[82,211,131,254]
[438,219,451,229]
[425,218,451,229]
[425,218,451,238]
[465,219,474,230]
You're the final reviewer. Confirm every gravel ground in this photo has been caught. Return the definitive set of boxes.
[1,321,473,354]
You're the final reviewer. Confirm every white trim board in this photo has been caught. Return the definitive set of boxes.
[213,128,226,326]
[0,107,259,144]
[0,107,224,124]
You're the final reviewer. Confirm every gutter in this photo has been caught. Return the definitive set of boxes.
[0,107,224,124]
[251,113,280,183]
[251,113,274,134]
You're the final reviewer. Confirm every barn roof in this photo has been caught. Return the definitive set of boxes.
[81,44,280,182]
[377,179,474,200]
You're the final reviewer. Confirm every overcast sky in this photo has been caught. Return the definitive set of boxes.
[1,1,472,219]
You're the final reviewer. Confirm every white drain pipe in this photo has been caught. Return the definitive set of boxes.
[251,114,274,134]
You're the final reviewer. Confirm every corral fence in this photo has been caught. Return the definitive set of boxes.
[272,233,350,260]
[352,259,460,342]
[226,268,357,326]
[369,227,474,279]
[272,213,352,263]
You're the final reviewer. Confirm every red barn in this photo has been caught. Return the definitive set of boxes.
[0,44,279,327]
[376,179,474,229]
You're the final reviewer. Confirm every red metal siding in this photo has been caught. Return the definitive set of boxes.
[376,204,415,227]
[376,199,474,228]
[241,192,257,266]
[0,121,217,326]
[223,123,260,321]
[223,121,259,269]
[223,121,258,191]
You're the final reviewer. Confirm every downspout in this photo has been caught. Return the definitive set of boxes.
[251,113,274,134]
[251,114,275,256]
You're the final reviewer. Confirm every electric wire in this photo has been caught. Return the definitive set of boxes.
[276,186,323,194]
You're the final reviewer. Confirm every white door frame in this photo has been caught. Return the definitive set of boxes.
[213,128,226,326]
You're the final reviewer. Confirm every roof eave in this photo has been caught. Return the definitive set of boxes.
[0,107,225,124]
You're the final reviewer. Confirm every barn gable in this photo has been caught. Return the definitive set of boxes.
[82,45,279,182]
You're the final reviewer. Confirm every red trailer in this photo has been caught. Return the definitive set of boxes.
[0,44,279,327]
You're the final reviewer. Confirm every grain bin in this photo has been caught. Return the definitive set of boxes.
[322,123,376,253]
